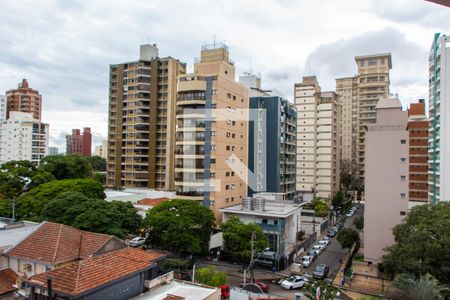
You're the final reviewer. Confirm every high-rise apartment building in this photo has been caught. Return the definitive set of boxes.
[48,147,59,156]
[0,112,49,165]
[428,33,450,203]
[94,140,108,159]
[174,43,248,223]
[295,76,340,199]
[107,44,186,189]
[335,77,358,168]
[364,97,408,264]
[66,128,92,156]
[0,95,6,122]
[6,79,42,121]
[355,54,392,179]
[248,96,296,199]
[408,100,428,206]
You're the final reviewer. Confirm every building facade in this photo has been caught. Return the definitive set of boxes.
[0,95,6,122]
[355,54,392,180]
[364,97,409,264]
[94,140,108,159]
[428,33,450,203]
[66,128,92,156]
[335,77,358,168]
[107,44,186,189]
[5,79,42,121]
[295,76,340,199]
[248,96,296,199]
[48,147,59,156]
[174,43,248,223]
[0,112,49,165]
[408,100,428,207]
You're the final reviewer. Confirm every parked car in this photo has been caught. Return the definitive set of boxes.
[328,229,336,237]
[311,245,323,255]
[332,226,339,232]
[318,240,329,248]
[307,250,318,261]
[129,236,146,247]
[346,211,353,217]
[322,236,330,241]
[301,255,313,267]
[280,275,308,290]
[240,280,269,293]
[313,264,330,279]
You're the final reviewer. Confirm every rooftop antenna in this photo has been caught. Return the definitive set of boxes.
[213,33,216,47]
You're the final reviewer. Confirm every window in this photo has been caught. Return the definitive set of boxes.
[368,60,377,65]
[226,172,230,176]
[400,211,406,216]
[400,158,406,162]
[400,193,406,198]
[227,93,231,99]
[401,139,406,144]
[225,185,230,190]
[400,176,406,180]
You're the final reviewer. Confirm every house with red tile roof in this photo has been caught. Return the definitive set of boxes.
[26,248,165,300]
[0,268,18,297]
[2,221,125,296]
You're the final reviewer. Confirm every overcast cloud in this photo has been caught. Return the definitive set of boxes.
[0,0,448,151]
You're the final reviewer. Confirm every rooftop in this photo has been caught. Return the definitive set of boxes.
[134,279,219,300]
[220,200,302,218]
[0,268,18,295]
[375,97,402,110]
[27,248,164,297]
[0,220,39,253]
[105,189,176,203]
[5,222,123,265]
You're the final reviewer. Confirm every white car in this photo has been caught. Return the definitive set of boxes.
[346,211,353,217]
[301,255,313,267]
[280,275,308,290]
[311,245,323,255]
[318,240,329,248]
[129,236,146,247]
[322,236,330,241]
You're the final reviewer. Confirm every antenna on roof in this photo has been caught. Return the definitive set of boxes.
[213,33,216,47]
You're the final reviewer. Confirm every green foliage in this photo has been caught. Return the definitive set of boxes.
[332,190,345,211]
[337,228,360,250]
[311,198,329,217]
[340,159,363,192]
[72,199,124,237]
[41,191,90,224]
[16,178,105,220]
[92,172,106,185]
[144,199,215,255]
[86,156,106,172]
[196,266,228,287]
[29,171,56,188]
[304,280,338,300]
[382,203,450,283]
[110,201,142,235]
[38,155,92,180]
[391,273,448,300]
[220,216,269,262]
[0,198,11,217]
[353,216,364,231]
[0,160,37,199]
[164,258,189,271]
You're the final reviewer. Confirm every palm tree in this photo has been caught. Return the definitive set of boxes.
[392,273,448,300]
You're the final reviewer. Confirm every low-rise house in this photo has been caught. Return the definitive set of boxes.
[2,221,125,295]
[220,196,303,270]
[133,271,221,300]
[26,248,166,300]
[0,268,18,298]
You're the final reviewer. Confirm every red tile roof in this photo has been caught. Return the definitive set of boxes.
[5,222,121,265]
[0,268,18,295]
[27,248,165,297]
[136,197,169,206]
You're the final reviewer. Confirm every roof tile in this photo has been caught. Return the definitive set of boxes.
[0,268,18,295]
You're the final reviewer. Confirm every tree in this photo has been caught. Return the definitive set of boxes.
[337,228,360,252]
[16,178,105,220]
[353,216,364,231]
[110,201,142,235]
[41,191,90,224]
[86,156,106,172]
[382,203,450,282]
[340,159,363,192]
[304,198,329,217]
[304,281,338,300]
[332,190,345,211]
[92,172,106,185]
[196,266,228,287]
[144,199,215,255]
[0,161,38,219]
[38,155,92,180]
[391,273,448,300]
[221,216,269,263]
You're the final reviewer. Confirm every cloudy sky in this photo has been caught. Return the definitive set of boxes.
[0,0,449,151]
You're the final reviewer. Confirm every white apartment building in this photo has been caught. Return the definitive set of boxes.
[295,76,340,199]
[428,33,450,203]
[94,140,108,159]
[0,111,49,165]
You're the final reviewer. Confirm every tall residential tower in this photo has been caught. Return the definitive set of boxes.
[107,44,186,189]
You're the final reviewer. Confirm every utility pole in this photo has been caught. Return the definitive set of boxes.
[250,232,255,282]
[12,195,16,222]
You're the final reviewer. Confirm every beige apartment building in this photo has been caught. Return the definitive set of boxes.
[107,44,186,189]
[336,54,391,181]
[174,43,248,223]
[364,97,409,264]
[335,77,358,168]
[295,76,340,199]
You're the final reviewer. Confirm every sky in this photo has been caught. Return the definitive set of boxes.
[0,0,449,152]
